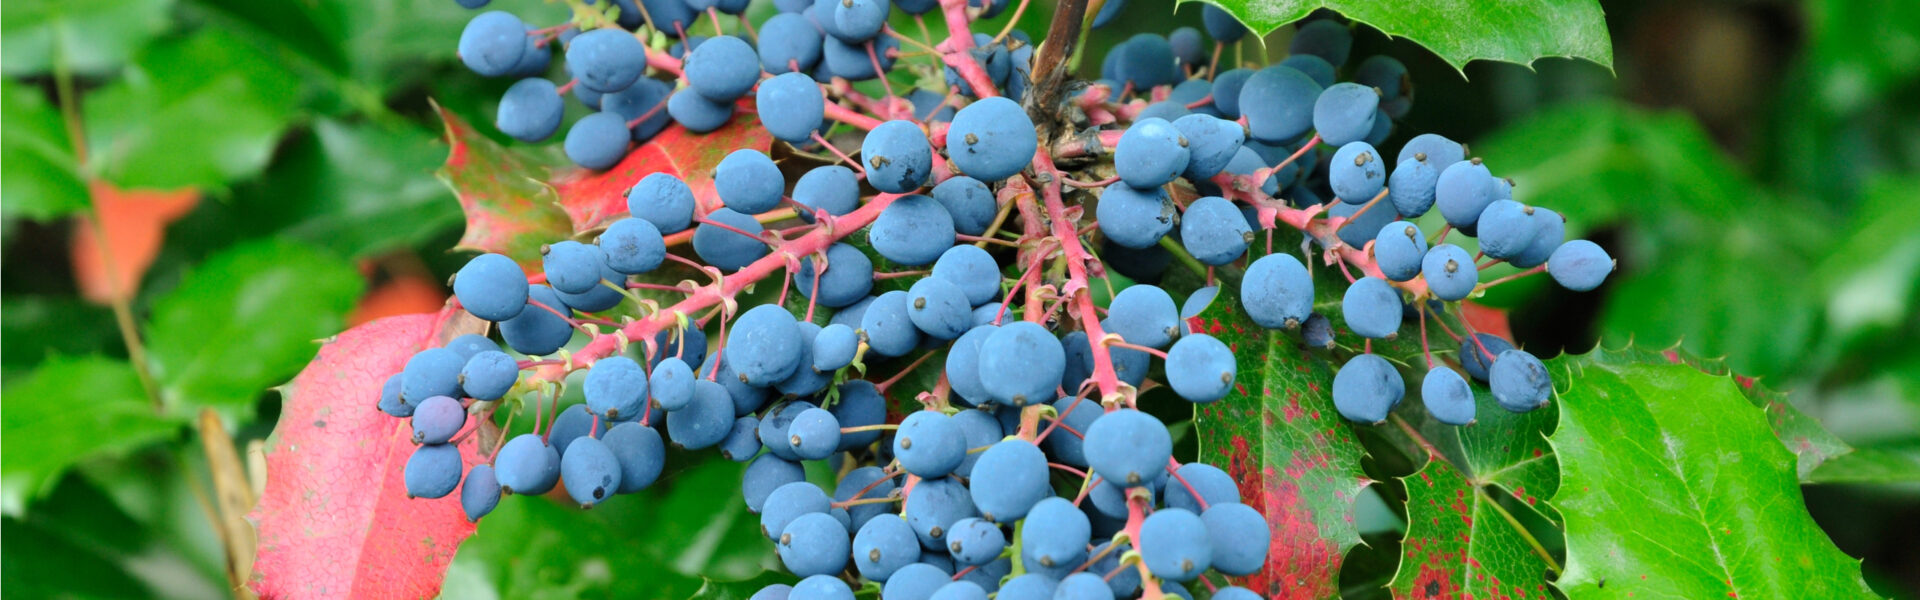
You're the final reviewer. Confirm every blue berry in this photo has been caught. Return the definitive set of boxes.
[1140,507,1210,581]
[628,173,696,234]
[943,324,997,404]
[1332,353,1404,423]
[560,435,621,507]
[404,443,464,499]
[461,464,500,522]
[854,515,922,581]
[979,321,1067,406]
[458,12,528,77]
[863,120,934,193]
[1314,82,1378,147]
[967,440,1049,522]
[1166,333,1235,403]
[931,244,1001,307]
[584,355,648,420]
[793,166,861,222]
[870,194,955,266]
[564,112,631,169]
[691,207,769,271]
[743,453,805,513]
[1241,253,1313,329]
[684,35,760,102]
[1114,117,1190,188]
[860,290,923,357]
[1085,409,1171,486]
[1547,239,1613,291]
[599,218,665,274]
[667,379,734,449]
[1175,114,1245,180]
[410,395,466,445]
[717,149,785,215]
[778,512,851,577]
[1330,141,1386,204]
[1509,207,1565,269]
[761,481,832,540]
[786,408,841,460]
[377,374,412,417]
[454,253,528,322]
[944,518,1006,565]
[1436,159,1498,229]
[1476,200,1541,260]
[812,323,859,372]
[755,72,825,143]
[719,416,762,461]
[1342,277,1403,339]
[931,176,996,236]
[1422,244,1478,301]
[726,304,805,385]
[402,347,465,403]
[793,574,854,600]
[548,403,604,456]
[667,85,734,133]
[500,284,573,355]
[903,475,977,550]
[1239,65,1321,143]
[759,13,823,74]
[494,433,560,495]
[1163,462,1238,512]
[1201,502,1269,575]
[946,97,1037,182]
[1422,366,1475,425]
[496,78,563,142]
[895,411,966,478]
[1096,182,1175,249]
[1372,221,1427,282]
[1490,349,1551,412]
[603,421,665,492]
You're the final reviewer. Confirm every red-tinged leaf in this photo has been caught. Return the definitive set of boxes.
[433,101,571,268]
[551,113,772,232]
[1458,301,1512,341]
[69,180,199,304]
[1193,298,1368,600]
[348,273,447,327]
[249,310,484,599]
[1386,458,1555,600]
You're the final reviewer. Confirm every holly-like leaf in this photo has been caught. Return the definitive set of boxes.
[145,238,364,413]
[1192,277,1369,599]
[434,101,572,268]
[249,311,483,599]
[1184,0,1613,73]
[551,113,774,233]
[1547,347,1880,598]
[1455,384,1559,518]
[0,79,89,220]
[0,356,180,515]
[82,28,302,190]
[0,0,173,76]
[1386,459,1555,600]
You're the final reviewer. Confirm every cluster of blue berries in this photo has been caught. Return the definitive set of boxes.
[394,2,1621,599]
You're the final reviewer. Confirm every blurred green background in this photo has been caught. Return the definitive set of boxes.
[2,0,1916,597]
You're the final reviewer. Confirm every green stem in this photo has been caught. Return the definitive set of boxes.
[1157,235,1209,280]
[56,48,164,411]
[1479,485,1564,575]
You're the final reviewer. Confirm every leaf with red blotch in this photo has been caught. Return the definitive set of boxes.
[433,101,571,268]
[551,113,772,233]
[249,310,484,599]
[1386,457,1555,600]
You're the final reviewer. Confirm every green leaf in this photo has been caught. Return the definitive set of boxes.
[1815,175,1920,351]
[237,120,462,259]
[1806,448,1920,485]
[432,101,573,268]
[1,517,154,598]
[0,295,119,370]
[82,28,302,190]
[1547,348,1880,598]
[1183,0,1613,72]
[144,239,363,413]
[1451,383,1561,521]
[0,356,180,514]
[0,79,89,220]
[0,0,173,76]
[1385,459,1555,600]
[451,455,775,598]
[1802,0,1920,115]
[1192,250,1371,599]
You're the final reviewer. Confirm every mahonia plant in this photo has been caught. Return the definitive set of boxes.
[386,0,1616,598]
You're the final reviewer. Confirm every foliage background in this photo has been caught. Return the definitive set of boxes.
[1,0,1916,597]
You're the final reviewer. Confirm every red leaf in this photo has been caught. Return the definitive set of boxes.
[1459,301,1513,341]
[249,310,482,599]
[70,181,199,304]
[550,113,772,232]
[434,101,572,269]
[348,274,447,327]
